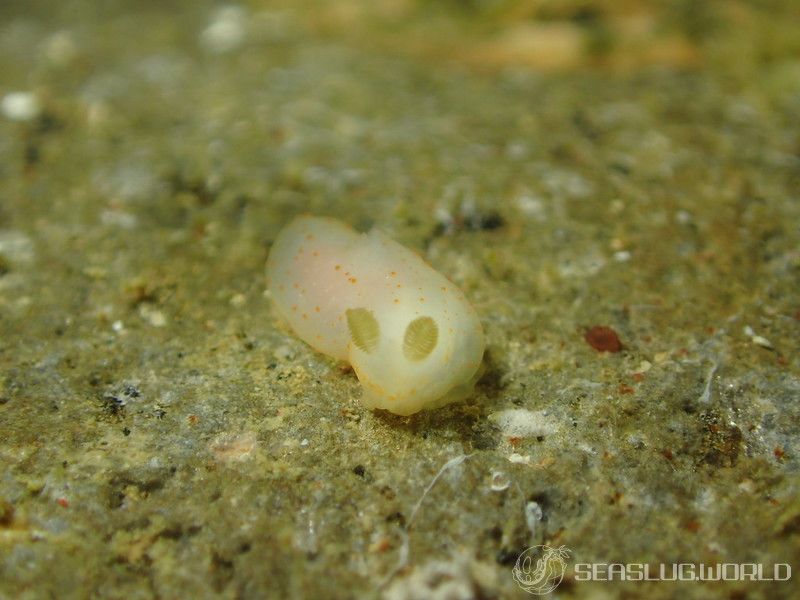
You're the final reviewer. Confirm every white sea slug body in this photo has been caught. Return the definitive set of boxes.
[266,215,485,416]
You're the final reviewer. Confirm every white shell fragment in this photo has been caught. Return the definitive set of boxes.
[490,470,511,492]
[267,215,485,415]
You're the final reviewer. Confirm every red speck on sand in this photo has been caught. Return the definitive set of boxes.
[584,326,623,352]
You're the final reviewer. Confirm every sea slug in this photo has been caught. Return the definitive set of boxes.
[266,215,485,415]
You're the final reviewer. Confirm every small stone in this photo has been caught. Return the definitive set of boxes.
[515,194,546,220]
[1,92,41,122]
[744,325,774,349]
[508,453,531,465]
[200,6,246,54]
[654,351,670,364]
[229,293,246,307]
[44,31,79,66]
[627,434,646,449]
[738,479,755,494]
[614,250,632,262]
[139,305,166,327]
[751,335,774,350]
